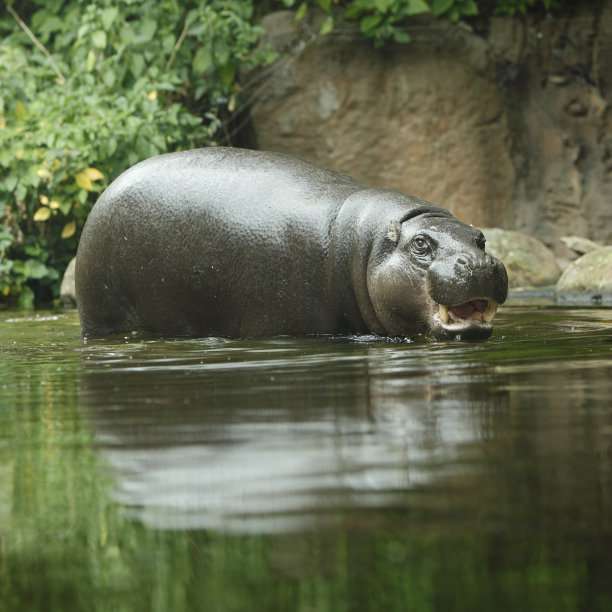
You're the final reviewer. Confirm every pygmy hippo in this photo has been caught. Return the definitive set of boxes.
[75,148,508,340]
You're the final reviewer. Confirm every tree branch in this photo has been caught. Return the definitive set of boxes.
[7,4,66,84]
[165,20,190,72]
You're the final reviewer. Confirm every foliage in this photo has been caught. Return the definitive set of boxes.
[492,0,551,15]
[0,0,276,308]
[281,0,552,46]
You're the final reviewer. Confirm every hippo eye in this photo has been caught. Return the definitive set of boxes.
[410,235,433,257]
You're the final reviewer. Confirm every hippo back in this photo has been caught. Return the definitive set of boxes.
[76,148,367,337]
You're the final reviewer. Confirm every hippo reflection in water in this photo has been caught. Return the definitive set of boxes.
[75,148,508,341]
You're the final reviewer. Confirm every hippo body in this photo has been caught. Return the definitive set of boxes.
[75,148,508,340]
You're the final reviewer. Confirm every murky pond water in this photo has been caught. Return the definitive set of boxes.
[1,305,611,611]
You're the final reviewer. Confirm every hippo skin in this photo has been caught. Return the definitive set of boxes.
[75,148,508,340]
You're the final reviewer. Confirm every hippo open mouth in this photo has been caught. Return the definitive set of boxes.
[432,298,500,340]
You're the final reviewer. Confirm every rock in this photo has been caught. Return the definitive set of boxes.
[60,257,76,307]
[555,246,612,306]
[251,12,515,229]
[560,235,604,257]
[248,6,612,255]
[481,228,561,288]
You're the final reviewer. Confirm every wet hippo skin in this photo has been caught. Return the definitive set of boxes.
[75,147,508,340]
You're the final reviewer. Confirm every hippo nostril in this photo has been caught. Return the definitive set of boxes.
[454,256,472,278]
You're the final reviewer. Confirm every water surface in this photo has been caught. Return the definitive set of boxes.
[1,306,611,611]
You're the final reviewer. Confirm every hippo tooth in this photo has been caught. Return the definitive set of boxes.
[483,301,498,323]
[439,304,449,324]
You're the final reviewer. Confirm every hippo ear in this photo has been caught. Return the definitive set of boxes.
[385,219,401,245]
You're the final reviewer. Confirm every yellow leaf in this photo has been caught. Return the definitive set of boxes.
[49,200,61,209]
[75,171,93,191]
[37,168,51,180]
[0,116,5,130]
[61,220,76,239]
[15,101,26,120]
[39,194,49,204]
[86,49,97,72]
[84,167,105,181]
[15,150,24,160]
[147,90,158,100]
[33,207,52,222]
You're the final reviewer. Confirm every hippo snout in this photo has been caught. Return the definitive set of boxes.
[429,253,508,307]
[424,252,508,340]
[452,252,499,280]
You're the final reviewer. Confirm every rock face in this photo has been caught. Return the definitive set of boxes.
[248,7,612,256]
[555,247,612,306]
[481,228,560,288]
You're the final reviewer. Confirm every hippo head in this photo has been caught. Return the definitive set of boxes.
[367,208,508,341]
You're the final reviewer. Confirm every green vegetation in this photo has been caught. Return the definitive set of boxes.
[282,0,553,45]
[1,0,551,307]
[0,0,275,307]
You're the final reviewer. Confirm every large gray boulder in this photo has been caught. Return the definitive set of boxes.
[481,228,560,288]
[59,257,77,307]
[555,246,612,306]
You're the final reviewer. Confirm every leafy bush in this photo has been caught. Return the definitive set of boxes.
[0,0,275,308]
[282,0,551,46]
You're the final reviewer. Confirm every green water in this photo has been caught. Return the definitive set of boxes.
[1,306,611,611]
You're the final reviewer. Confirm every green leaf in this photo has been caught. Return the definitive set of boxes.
[319,16,335,36]
[23,259,49,280]
[220,61,236,88]
[101,7,118,30]
[374,0,394,11]
[360,14,383,34]
[432,0,455,16]
[393,30,412,43]
[295,2,308,21]
[448,6,461,20]
[36,16,64,40]
[138,19,157,43]
[3,175,18,193]
[16,184,27,202]
[460,0,479,15]
[0,226,13,252]
[86,50,97,72]
[405,0,431,15]
[120,24,135,45]
[92,30,107,49]
[214,39,230,66]
[193,47,213,73]
[102,69,116,88]
[18,285,35,310]
[129,53,146,79]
